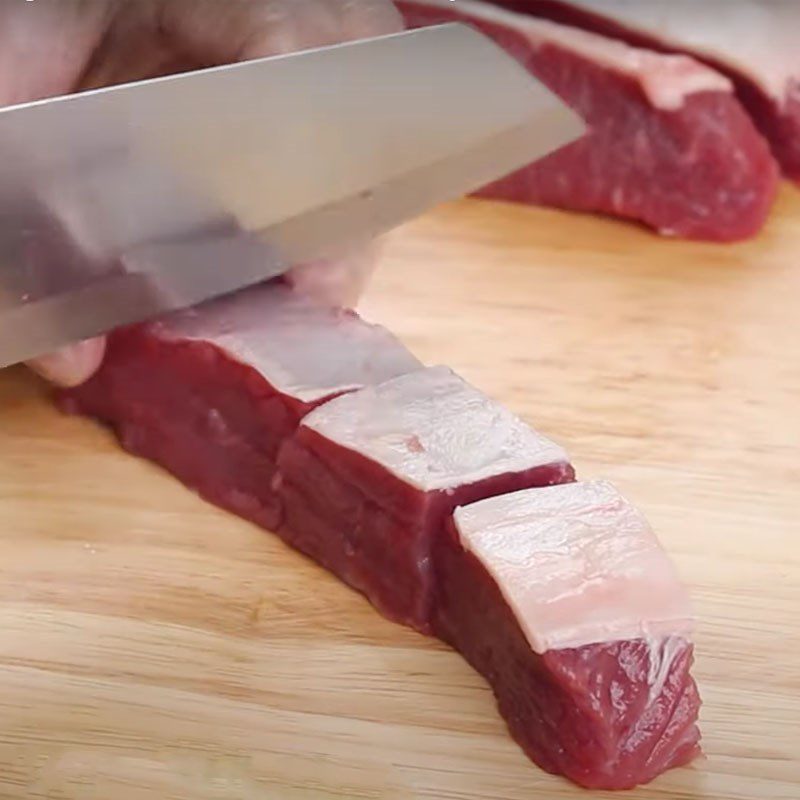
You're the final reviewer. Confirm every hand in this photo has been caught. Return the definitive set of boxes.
[0,0,403,387]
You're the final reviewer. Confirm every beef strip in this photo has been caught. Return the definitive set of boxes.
[493,0,800,181]
[60,285,700,790]
[399,0,779,241]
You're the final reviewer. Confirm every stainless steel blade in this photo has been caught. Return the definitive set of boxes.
[0,23,583,368]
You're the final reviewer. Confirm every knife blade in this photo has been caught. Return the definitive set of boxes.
[0,23,583,369]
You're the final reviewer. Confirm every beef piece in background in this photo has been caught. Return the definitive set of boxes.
[491,0,800,182]
[398,0,779,242]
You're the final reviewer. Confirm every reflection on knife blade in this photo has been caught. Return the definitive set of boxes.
[0,24,583,368]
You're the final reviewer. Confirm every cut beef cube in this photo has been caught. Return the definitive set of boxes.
[276,365,574,631]
[493,0,800,181]
[399,0,779,241]
[58,283,422,529]
[434,480,701,790]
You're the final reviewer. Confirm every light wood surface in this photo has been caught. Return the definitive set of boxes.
[1,190,799,800]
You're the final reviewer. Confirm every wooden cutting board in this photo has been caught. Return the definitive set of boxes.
[1,191,798,800]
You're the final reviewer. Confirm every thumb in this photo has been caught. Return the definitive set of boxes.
[26,337,107,388]
[158,0,404,63]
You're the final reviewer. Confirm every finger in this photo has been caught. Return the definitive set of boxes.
[26,337,107,388]
[77,1,197,91]
[0,3,113,388]
[158,0,404,63]
[332,0,406,41]
[286,237,386,309]
[0,0,114,105]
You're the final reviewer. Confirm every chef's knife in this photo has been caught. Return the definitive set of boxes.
[0,23,584,369]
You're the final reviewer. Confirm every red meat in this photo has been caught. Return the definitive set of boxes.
[398,0,779,241]
[58,283,421,530]
[434,481,701,790]
[491,0,800,181]
[59,286,700,790]
[276,365,574,631]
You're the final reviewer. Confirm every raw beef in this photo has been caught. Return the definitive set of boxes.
[276,365,574,630]
[58,282,421,530]
[434,480,701,790]
[60,284,700,790]
[398,0,779,241]
[491,0,800,180]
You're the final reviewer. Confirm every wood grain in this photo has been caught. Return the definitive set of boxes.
[1,190,799,800]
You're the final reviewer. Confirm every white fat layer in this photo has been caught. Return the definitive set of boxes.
[569,0,798,105]
[646,634,689,706]
[454,480,694,653]
[302,365,569,492]
[151,283,422,403]
[409,0,731,110]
